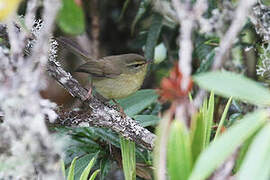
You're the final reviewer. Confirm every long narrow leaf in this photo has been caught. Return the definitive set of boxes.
[89,169,101,180]
[193,71,270,106]
[205,92,215,146]
[117,89,158,116]
[167,121,192,180]
[236,123,270,180]
[233,136,255,173]
[189,110,268,180]
[144,13,163,60]
[131,0,151,34]
[201,98,208,149]
[67,157,77,180]
[79,153,99,180]
[120,136,136,180]
[190,112,206,162]
[61,159,66,178]
[213,97,232,141]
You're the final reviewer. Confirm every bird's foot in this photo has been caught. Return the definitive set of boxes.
[112,99,126,118]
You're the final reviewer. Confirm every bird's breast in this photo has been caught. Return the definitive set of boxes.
[92,69,146,99]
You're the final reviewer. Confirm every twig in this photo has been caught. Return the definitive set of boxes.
[212,0,257,70]
[24,0,39,29]
[47,60,156,150]
[172,0,207,90]
[194,0,257,108]
[152,0,178,22]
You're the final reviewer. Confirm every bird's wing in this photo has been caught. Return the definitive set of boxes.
[76,58,122,78]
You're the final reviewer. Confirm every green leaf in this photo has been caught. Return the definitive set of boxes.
[189,110,268,180]
[67,154,96,180]
[144,13,163,60]
[236,123,270,180]
[195,49,215,74]
[133,115,160,127]
[193,71,270,106]
[67,157,77,180]
[119,0,130,20]
[214,97,232,141]
[80,153,99,180]
[205,92,215,146]
[93,128,120,148]
[99,158,111,180]
[120,136,136,180]
[131,0,151,34]
[167,121,192,180]
[154,43,167,64]
[57,0,85,35]
[117,89,158,116]
[61,159,66,178]
[190,112,206,162]
[233,135,254,173]
[89,169,101,180]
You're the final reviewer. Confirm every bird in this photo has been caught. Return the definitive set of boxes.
[57,37,150,100]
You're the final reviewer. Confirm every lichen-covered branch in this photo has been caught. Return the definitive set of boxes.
[47,60,156,150]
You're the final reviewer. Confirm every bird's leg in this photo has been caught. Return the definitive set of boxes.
[85,79,93,100]
[112,99,126,118]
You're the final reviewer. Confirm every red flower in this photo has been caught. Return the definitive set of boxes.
[159,64,193,102]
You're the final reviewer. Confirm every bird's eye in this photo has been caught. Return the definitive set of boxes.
[132,64,141,68]
[128,63,143,69]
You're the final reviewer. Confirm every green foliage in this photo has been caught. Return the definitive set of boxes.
[57,0,85,35]
[189,92,215,162]
[144,13,163,60]
[190,112,206,162]
[79,153,99,180]
[167,121,192,180]
[205,92,214,147]
[193,71,270,106]
[131,0,151,34]
[119,0,130,21]
[66,154,97,180]
[63,154,99,180]
[236,123,270,180]
[89,170,101,180]
[189,110,268,180]
[213,97,232,141]
[117,89,159,116]
[133,115,160,127]
[67,157,77,180]
[58,89,159,179]
[194,37,216,74]
[120,136,136,180]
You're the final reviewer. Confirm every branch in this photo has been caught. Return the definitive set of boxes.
[194,0,257,107]
[172,0,207,90]
[152,0,178,23]
[47,60,156,150]
[212,0,257,70]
